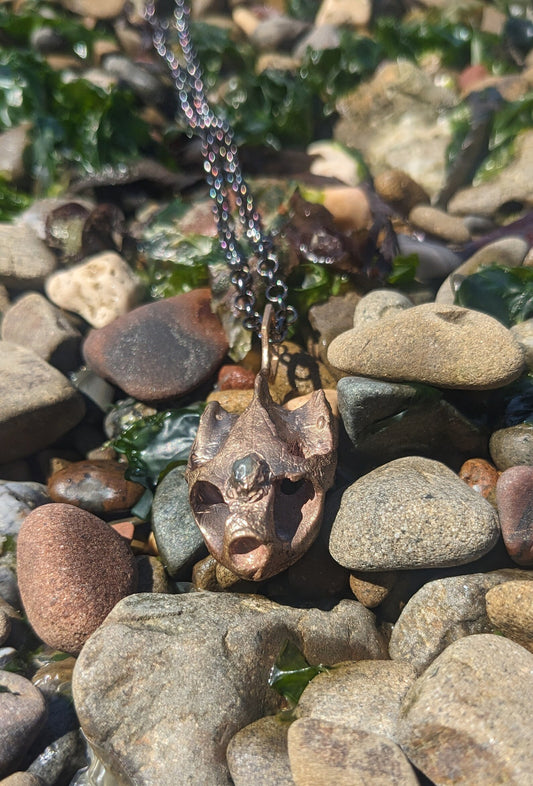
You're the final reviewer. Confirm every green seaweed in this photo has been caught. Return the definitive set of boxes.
[454,265,533,327]
[269,640,328,708]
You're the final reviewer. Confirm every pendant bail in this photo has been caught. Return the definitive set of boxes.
[260,303,278,381]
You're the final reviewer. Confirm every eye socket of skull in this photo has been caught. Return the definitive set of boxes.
[273,476,318,543]
[189,480,228,553]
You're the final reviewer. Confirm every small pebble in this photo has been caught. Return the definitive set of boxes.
[388,569,533,674]
[17,503,137,654]
[0,342,85,464]
[397,635,533,784]
[151,466,207,578]
[496,465,533,565]
[329,456,500,571]
[45,251,143,329]
[1,293,81,371]
[352,289,412,329]
[296,659,417,739]
[374,169,430,216]
[0,224,56,290]
[409,204,471,244]
[485,580,533,652]
[0,671,47,778]
[217,364,256,391]
[0,481,50,537]
[328,302,525,390]
[288,719,418,786]
[459,457,499,504]
[490,424,533,471]
[83,289,229,402]
[47,459,144,518]
[349,570,397,608]
[227,716,293,786]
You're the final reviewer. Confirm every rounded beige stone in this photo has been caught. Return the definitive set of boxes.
[409,204,471,244]
[486,581,533,652]
[45,251,143,328]
[327,302,525,390]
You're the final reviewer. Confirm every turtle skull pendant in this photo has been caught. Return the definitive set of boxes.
[186,370,338,581]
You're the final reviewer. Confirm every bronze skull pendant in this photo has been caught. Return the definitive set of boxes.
[186,370,338,581]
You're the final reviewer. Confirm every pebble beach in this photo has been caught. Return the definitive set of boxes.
[1,0,533,784]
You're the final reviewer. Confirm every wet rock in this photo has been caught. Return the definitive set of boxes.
[227,716,294,786]
[0,671,47,778]
[409,204,470,244]
[485,580,533,652]
[315,0,371,28]
[335,60,457,198]
[0,481,50,537]
[288,719,418,786]
[83,289,229,402]
[322,186,372,232]
[72,592,386,785]
[217,364,256,391]
[337,376,487,473]
[459,457,499,504]
[436,236,529,305]
[47,460,144,518]
[26,729,86,786]
[448,129,533,216]
[328,303,525,390]
[329,457,500,571]
[388,569,533,674]
[103,398,157,440]
[397,634,533,785]
[0,224,56,291]
[496,465,533,565]
[490,424,533,470]
[374,169,430,216]
[349,570,397,608]
[0,342,85,464]
[17,503,137,655]
[352,289,412,329]
[296,659,417,740]
[151,466,207,578]
[396,234,462,281]
[1,293,81,372]
[30,657,78,754]
[45,252,143,329]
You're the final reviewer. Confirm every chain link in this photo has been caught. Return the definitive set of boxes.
[145,0,297,342]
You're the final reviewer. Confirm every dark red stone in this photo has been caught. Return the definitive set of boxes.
[83,289,228,402]
[217,364,256,391]
[496,466,533,566]
[48,460,144,518]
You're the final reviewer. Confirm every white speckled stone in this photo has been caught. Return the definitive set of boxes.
[45,251,143,328]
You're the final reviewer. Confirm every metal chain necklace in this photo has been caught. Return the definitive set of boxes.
[146,0,338,581]
[145,0,296,343]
